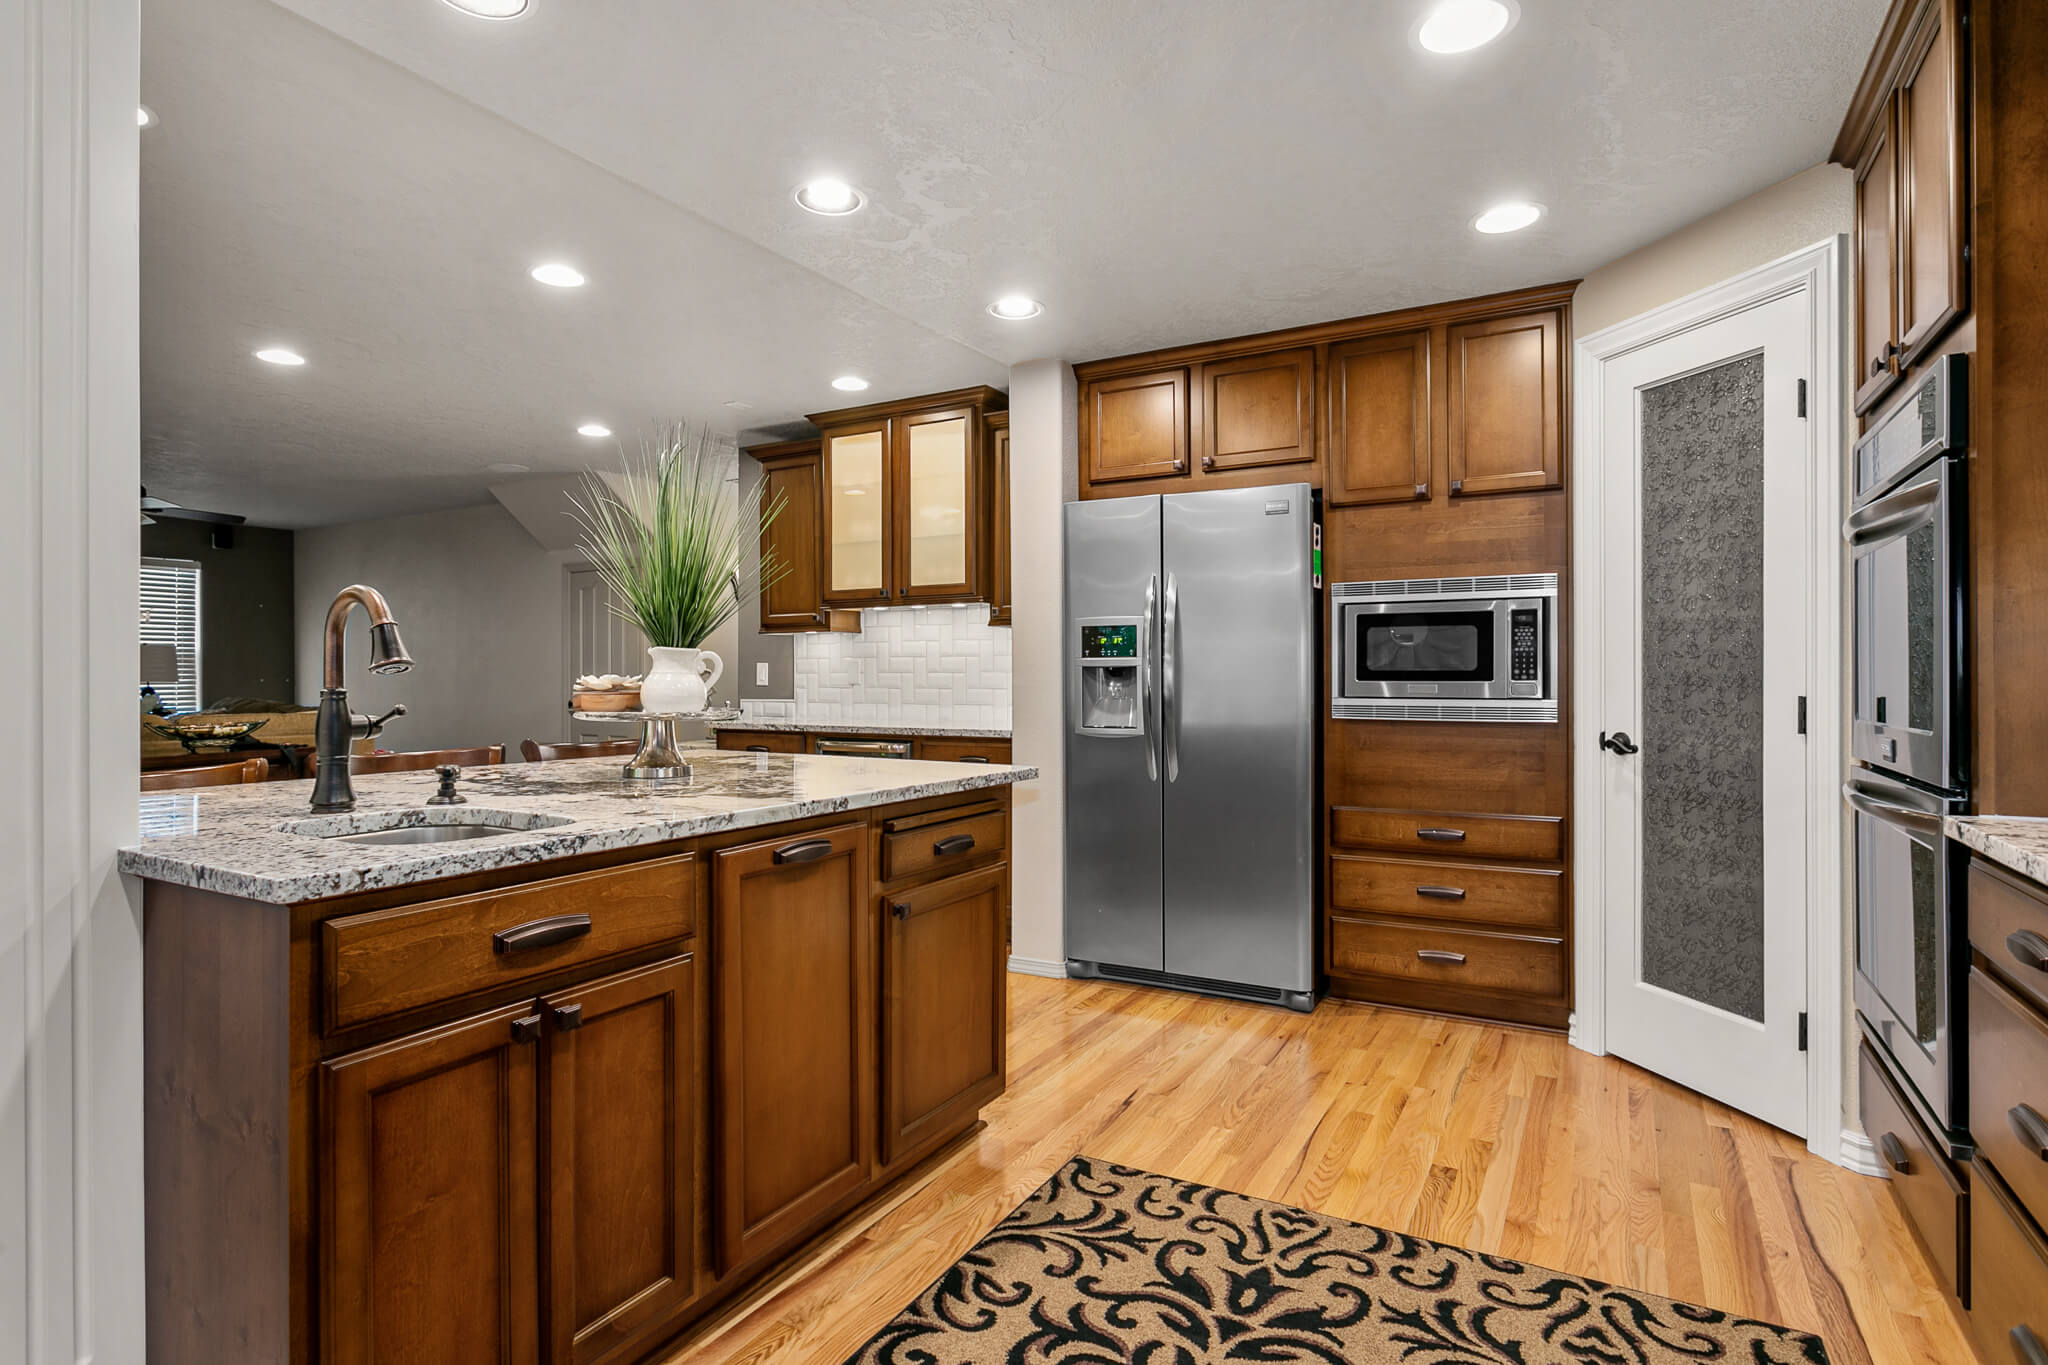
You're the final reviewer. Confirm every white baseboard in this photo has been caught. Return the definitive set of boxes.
[1007,955,1068,979]
[1838,1127,1885,1178]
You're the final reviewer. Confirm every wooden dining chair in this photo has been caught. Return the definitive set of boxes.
[141,757,269,792]
[349,744,505,774]
[520,738,639,763]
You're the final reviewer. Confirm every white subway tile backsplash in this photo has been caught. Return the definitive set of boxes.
[750,603,1012,729]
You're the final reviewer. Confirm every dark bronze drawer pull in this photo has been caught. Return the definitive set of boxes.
[773,838,833,864]
[1416,827,1466,843]
[2009,929,2048,972]
[745,744,771,752]
[552,1003,583,1032]
[1878,1131,1911,1175]
[1415,885,1467,901]
[510,1012,543,1045]
[493,913,592,955]
[2013,1326,2048,1365]
[960,755,991,763]
[933,833,977,857]
[2010,1103,2048,1161]
[891,902,911,920]
[1416,949,1467,965]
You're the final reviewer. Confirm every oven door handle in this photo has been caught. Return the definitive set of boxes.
[1842,783,1944,838]
[1844,477,1940,546]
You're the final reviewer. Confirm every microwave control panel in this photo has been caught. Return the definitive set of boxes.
[1510,608,1542,683]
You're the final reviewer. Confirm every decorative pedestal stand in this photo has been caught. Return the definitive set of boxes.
[569,707,741,780]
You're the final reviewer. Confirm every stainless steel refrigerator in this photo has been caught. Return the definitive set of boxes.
[1063,483,1316,1011]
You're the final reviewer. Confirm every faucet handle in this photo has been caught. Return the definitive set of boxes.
[426,765,467,806]
[354,703,407,741]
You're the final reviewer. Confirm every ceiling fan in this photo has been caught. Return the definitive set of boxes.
[140,486,245,527]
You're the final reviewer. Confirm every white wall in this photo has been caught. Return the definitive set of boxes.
[1006,359,1078,972]
[1,1,147,1360]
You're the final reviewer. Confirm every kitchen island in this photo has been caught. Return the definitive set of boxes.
[123,751,1035,1365]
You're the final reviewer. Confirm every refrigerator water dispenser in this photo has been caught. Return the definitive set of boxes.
[1075,618,1145,735]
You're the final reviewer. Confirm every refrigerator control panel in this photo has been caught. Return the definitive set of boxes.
[1073,616,1146,736]
[1080,623,1138,660]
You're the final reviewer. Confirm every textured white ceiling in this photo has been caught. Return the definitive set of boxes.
[143,0,1887,527]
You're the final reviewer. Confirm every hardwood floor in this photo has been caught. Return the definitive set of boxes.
[666,974,1977,1365]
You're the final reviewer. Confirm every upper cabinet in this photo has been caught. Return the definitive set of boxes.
[1445,309,1563,498]
[1198,348,1316,474]
[1841,0,1969,415]
[750,439,859,634]
[1083,368,1189,484]
[812,387,1003,609]
[985,411,1012,627]
[1326,329,1431,506]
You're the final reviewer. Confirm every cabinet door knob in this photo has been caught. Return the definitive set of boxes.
[1201,454,1215,471]
[891,902,911,919]
[552,1003,583,1033]
[510,1012,543,1046]
[1878,1131,1911,1174]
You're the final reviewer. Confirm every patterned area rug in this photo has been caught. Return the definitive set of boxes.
[845,1156,1830,1364]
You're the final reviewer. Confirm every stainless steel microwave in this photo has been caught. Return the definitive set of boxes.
[1331,574,1558,723]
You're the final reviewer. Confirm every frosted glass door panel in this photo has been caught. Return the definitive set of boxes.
[905,416,969,591]
[827,429,885,596]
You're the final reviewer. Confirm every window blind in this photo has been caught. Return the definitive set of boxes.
[140,558,203,713]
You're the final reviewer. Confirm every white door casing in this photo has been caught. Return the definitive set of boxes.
[1573,240,1848,1161]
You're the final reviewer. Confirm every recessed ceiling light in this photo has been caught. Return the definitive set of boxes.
[795,178,865,216]
[989,295,1043,320]
[441,0,529,18]
[254,347,305,366]
[1417,0,1515,54]
[530,262,586,288]
[1473,201,1544,234]
[577,423,612,438]
[488,462,531,474]
[137,105,157,128]
[831,375,870,392]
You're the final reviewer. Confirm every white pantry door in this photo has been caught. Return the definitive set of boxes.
[1594,290,1812,1135]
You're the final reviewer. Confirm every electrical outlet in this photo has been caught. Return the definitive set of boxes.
[754,661,769,686]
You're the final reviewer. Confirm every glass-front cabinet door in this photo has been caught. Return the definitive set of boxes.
[821,422,890,606]
[896,407,977,601]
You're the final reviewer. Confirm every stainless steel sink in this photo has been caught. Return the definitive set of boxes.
[280,808,573,844]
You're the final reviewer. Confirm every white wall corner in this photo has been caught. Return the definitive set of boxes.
[1837,1126,1885,1178]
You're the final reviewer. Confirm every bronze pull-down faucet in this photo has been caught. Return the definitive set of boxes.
[311,584,414,813]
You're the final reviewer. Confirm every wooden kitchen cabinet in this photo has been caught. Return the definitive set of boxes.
[1082,367,1189,484]
[1325,329,1431,506]
[895,403,979,602]
[1197,347,1316,474]
[820,420,891,607]
[1854,103,1902,412]
[985,411,1012,625]
[319,999,544,1365]
[751,439,859,633]
[880,864,1007,1163]
[542,957,696,1365]
[710,822,874,1271]
[1445,308,1563,497]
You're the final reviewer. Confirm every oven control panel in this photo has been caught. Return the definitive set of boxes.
[1510,609,1541,683]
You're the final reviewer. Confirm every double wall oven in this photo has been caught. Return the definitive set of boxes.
[1845,353,1969,1146]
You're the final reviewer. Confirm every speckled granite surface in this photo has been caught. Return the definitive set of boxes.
[710,716,1012,739]
[1947,815,2048,885]
[121,752,1036,904]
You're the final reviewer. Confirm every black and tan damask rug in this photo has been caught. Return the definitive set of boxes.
[845,1156,1830,1364]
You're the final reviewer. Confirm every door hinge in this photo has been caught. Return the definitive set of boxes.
[1796,378,1808,418]
[1798,1011,1809,1052]
[1797,695,1807,734]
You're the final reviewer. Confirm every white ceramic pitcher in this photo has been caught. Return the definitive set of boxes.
[639,646,723,714]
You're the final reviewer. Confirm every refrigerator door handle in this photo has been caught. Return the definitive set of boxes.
[1163,572,1181,782]
[1142,573,1159,782]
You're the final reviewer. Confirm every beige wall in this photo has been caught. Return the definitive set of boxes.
[1574,163,1852,337]
[1006,358,1079,972]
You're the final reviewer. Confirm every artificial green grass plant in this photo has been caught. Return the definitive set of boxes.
[568,422,790,650]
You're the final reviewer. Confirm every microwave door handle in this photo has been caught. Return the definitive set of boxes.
[1142,573,1159,783]
[1844,479,1941,546]
[1842,782,1944,838]
[1163,573,1180,783]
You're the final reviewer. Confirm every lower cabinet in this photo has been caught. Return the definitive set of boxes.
[881,864,1008,1163]
[711,823,874,1272]
[319,959,698,1365]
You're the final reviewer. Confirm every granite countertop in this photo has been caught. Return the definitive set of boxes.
[1946,815,2048,884]
[121,752,1036,905]
[711,716,1012,739]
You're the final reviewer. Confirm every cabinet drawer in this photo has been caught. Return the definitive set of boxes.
[322,855,697,1031]
[1327,917,1563,997]
[882,802,1006,883]
[1330,855,1561,931]
[917,736,1012,765]
[716,730,805,754]
[1967,1156,2048,1365]
[1971,860,2048,1018]
[1858,1040,1967,1303]
[1969,966,2048,1229]
[1331,806,1562,862]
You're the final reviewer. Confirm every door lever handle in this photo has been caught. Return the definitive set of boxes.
[1600,730,1640,755]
